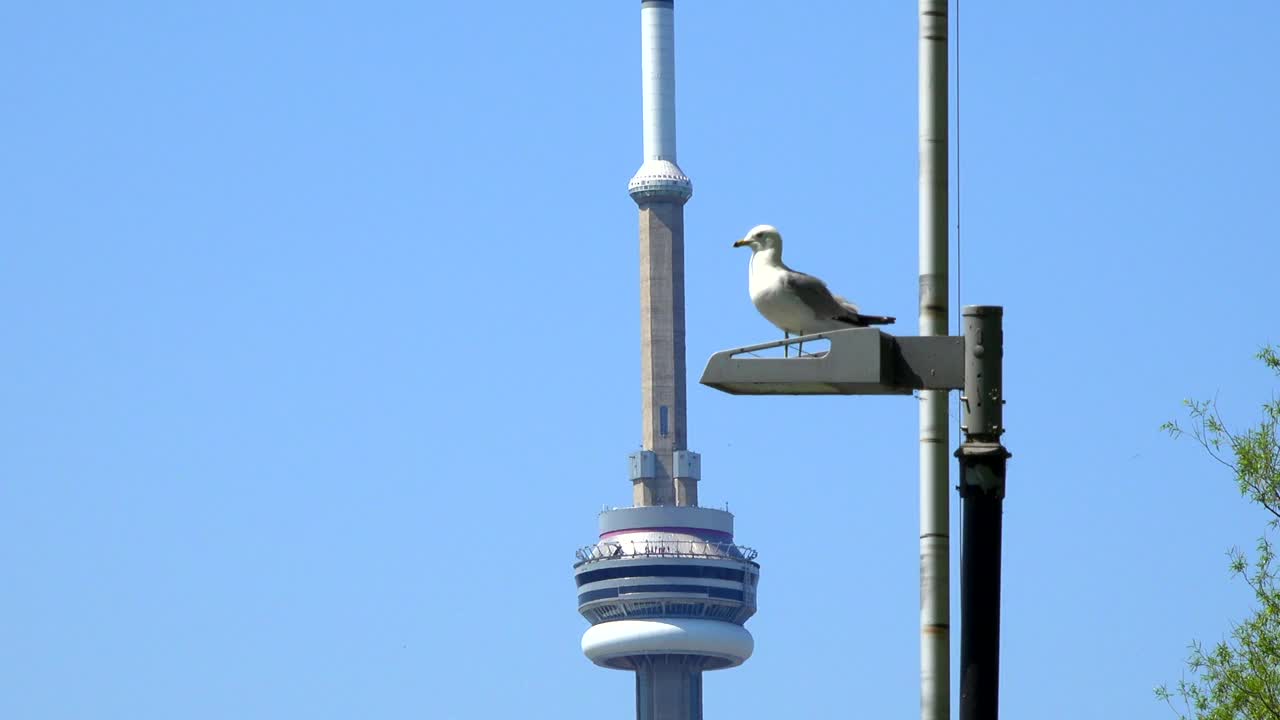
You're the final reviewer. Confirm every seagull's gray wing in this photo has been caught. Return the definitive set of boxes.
[781,270,863,325]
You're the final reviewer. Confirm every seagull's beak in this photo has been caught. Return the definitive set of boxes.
[732,238,749,248]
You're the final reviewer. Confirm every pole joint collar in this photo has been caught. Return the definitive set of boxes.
[955,441,1011,499]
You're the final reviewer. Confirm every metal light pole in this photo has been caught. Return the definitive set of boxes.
[958,306,1010,720]
[701,310,1010,719]
[918,2,950,719]
[701,4,1015,716]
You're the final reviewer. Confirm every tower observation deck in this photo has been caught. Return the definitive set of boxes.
[575,506,758,716]
[572,2,760,719]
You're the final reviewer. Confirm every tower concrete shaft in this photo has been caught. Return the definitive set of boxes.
[636,199,692,507]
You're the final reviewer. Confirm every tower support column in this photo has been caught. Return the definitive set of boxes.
[635,656,703,720]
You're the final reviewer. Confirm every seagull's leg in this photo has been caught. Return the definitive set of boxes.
[784,332,789,358]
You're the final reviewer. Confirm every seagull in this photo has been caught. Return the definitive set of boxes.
[733,225,894,348]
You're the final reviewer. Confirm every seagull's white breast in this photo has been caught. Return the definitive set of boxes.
[748,252,821,335]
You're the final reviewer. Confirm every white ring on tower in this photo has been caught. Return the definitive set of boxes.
[581,618,754,671]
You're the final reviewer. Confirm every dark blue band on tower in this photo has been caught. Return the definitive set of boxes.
[576,564,747,587]
[579,585,745,605]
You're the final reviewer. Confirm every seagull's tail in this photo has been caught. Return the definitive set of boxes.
[844,313,896,327]
[832,295,895,327]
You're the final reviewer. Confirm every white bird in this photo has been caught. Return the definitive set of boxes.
[732,224,895,337]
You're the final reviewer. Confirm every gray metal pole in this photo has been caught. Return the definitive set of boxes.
[957,306,1009,720]
[918,2,950,719]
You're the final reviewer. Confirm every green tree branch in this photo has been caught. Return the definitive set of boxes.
[1157,347,1280,720]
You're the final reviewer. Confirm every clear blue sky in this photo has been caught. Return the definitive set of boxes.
[3,2,1278,718]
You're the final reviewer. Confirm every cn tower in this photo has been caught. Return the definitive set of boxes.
[572,2,760,719]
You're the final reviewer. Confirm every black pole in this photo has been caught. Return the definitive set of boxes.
[956,306,1010,720]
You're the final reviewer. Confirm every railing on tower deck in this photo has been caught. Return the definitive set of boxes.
[575,540,759,567]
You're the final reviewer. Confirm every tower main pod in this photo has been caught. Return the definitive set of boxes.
[575,508,759,719]
[573,2,760,719]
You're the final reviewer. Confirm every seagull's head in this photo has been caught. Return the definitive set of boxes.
[733,225,782,252]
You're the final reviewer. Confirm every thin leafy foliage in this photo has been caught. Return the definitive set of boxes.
[1157,347,1280,719]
